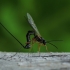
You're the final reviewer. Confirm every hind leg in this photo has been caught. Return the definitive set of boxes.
[29,38,36,52]
[28,38,36,57]
[45,45,48,52]
[38,43,41,56]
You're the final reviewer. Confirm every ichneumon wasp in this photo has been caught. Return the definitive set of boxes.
[0,13,62,53]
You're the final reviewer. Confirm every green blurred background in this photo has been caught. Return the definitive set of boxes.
[0,0,70,52]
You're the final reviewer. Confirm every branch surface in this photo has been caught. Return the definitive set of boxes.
[0,52,70,70]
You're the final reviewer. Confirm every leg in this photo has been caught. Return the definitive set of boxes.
[45,45,48,52]
[42,44,49,52]
[38,43,41,56]
[28,38,36,57]
[29,38,36,52]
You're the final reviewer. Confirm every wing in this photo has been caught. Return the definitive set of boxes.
[27,13,41,36]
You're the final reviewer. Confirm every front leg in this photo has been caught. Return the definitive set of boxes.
[24,30,35,49]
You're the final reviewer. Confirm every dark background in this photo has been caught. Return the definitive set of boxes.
[0,0,70,52]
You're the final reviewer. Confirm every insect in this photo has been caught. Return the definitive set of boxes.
[24,13,62,52]
[0,13,62,53]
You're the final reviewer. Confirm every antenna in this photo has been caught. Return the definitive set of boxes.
[47,40,63,43]
[47,40,63,49]
[47,42,58,49]
[0,23,25,48]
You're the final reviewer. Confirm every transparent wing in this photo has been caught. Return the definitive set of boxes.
[27,13,41,36]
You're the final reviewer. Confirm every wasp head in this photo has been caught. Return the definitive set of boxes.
[40,37,47,45]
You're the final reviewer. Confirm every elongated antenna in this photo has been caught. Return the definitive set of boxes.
[47,42,58,49]
[47,40,63,43]
[0,23,25,48]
